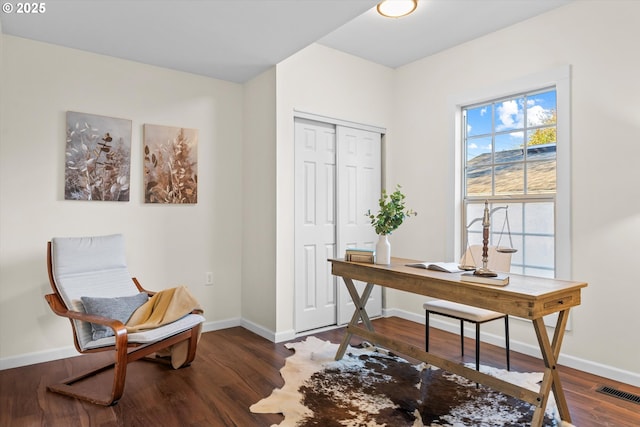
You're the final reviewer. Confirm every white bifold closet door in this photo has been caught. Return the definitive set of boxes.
[294,117,382,333]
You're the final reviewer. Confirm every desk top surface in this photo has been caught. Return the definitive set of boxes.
[329,257,588,319]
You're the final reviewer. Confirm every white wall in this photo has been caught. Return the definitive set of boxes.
[0,36,244,366]
[274,44,394,337]
[241,67,277,332]
[386,1,640,385]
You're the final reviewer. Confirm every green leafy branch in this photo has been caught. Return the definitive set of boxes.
[366,185,417,235]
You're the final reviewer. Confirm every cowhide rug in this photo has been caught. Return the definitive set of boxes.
[251,336,572,427]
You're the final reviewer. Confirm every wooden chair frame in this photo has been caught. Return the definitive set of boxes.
[44,241,202,406]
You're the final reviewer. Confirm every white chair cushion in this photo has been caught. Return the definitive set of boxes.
[82,313,206,350]
[52,234,128,276]
[423,300,505,322]
[51,234,149,350]
[51,234,139,303]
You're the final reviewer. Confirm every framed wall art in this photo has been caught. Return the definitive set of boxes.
[65,111,132,201]
[143,124,198,204]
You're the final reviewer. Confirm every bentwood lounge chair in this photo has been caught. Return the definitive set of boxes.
[423,245,512,371]
[44,234,205,405]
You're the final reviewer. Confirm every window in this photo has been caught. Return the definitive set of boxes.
[462,88,557,277]
[450,67,570,281]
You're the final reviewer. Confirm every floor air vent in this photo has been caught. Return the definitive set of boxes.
[596,385,640,404]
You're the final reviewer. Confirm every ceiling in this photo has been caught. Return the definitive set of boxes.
[1,0,572,84]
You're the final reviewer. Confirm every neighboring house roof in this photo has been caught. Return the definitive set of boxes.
[467,145,556,195]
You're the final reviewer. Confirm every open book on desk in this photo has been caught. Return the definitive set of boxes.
[405,262,463,273]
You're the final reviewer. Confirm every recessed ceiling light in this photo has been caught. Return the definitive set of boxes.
[376,0,418,18]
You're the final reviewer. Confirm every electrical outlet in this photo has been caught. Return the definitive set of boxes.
[205,272,214,285]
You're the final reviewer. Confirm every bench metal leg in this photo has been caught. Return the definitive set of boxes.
[460,319,465,356]
[475,322,481,371]
[505,315,510,371]
[425,311,430,352]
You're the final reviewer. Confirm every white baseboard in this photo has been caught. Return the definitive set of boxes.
[0,345,82,370]
[202,317,242,333]
[240,318,348,343]
[3,312,640,388]
[0,318,241,371]
[240,318,282,342]
[385,308,640,388]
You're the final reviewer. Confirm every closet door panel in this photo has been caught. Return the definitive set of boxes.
[336,126,382,325]
[294,118,337,332]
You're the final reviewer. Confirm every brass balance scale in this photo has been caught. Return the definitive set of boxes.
[459,200,517,277]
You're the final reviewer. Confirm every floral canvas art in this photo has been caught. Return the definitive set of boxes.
[143,124,198,204]
[65,112,132,201]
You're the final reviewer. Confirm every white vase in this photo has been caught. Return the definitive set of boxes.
[375,234,391,265]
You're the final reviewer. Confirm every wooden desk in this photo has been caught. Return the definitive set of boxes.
[329,257,587,427]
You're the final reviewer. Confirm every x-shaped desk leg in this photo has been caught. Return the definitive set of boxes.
[531,308,572,426]
[335,277,375,360]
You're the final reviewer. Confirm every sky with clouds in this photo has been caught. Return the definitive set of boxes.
[465,90,556,160]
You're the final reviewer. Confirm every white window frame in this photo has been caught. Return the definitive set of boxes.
[446,66,572,281]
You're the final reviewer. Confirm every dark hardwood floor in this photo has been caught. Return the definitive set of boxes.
[1,317,638,426]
